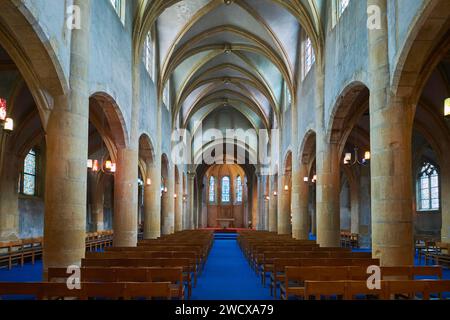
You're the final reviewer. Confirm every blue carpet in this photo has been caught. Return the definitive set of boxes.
[191,239,273,300]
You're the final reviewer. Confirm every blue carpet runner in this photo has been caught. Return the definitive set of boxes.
[191,235,273,300]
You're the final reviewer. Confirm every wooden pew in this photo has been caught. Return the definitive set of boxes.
[48,267,186,299]
[270,258,379,298]
[0,282,172,300]
[303,280,450,300]
[281,266,443,300]
[82,258,195,292]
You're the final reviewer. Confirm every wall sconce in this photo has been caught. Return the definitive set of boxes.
[303,177,309,183]
[87,159,93,169]
[146,178,152,186]
[312,175,317,183]
[174,193,177,199]
[284,185,289,191]
[445,98,450,118]
[273,191,278,197]
[92,160,99,172]
[265,195,270,201]
[0,98,14,132]
[164,187,168,193]
[344,147,370,166]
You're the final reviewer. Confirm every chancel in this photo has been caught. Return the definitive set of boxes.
[0,0,449,304]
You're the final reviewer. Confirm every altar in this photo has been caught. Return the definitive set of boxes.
[216,218,235,228]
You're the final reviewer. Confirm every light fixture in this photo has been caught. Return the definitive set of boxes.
[3,118,13,131]
[0,98,14,132]
[312,175,317,183]
[87,159,93,169]
[0,98,6,121]
[146,178,152,186]
[303,177,309,182]
[105,160,112,170]
[164,186,168,193]
[92,160,99,172]
[273,191,277,197]
[445,98,450,118]
[344,147,370,166]
[265,195,270,201]
[174,193,177,199]
[284,185,289,191]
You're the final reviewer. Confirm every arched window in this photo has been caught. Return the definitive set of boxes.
[303,36,315,79]
[21,149,37,196]
[236,176,243,203]
[339,0,350,16]
[221,176,230,203]
[143,32,153,75]
[417,162,440,211]
[209,176,216,203]
[109,0,124,21]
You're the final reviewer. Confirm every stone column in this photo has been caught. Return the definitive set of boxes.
[113,147,138,246]
[268,176,277,232]
[43,0,90,271]
[316,140,340,247]
[278,174,291,234]
[89,172,104,232]
[292,164,309,240]
[0,149,19,241]
[175,167,183,232]
[369,0,414,266]
[187,172,195,229]
[143,162,160,239]
[441,158,450,243]
[162,164,175,235]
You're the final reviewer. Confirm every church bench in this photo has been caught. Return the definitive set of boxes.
[303,280,450,300]
[82,257,196,289]
[0,282,172,300]
[48,266,186,300]
[0,238,43,270]
[269,258,379,298]
[259,251,372,286]
[87,250,201,277]
[280,266,443,300]
[111,246,206,272]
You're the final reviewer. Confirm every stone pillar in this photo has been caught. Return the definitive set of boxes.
[143,162,160,239]
[89,172,104,232]
[187,172,195,229]
[292,164,309,240]
[175,167,183,232]
[441,158,450,243]
[369,0,414,266]
[316,141,340,247]
[278,174,290,234]
[0,149,19,241]
[162,164,175,235]
[43,0,90,271]
[268,176,277,232]
[113,148,138,246]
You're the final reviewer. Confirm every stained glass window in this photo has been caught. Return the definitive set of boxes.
[236,176,243,203]
[221,176,230,203]
[418,162,439,211]
[143,32,153,75]
[209,177,215,203]
[303,37,315,78]
[339,0,350,16]
[23,149,36,196]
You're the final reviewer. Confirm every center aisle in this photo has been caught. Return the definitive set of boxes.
[191,235,273,300]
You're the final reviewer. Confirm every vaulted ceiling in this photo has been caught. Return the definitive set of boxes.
[136,0,324,137]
